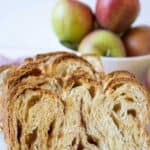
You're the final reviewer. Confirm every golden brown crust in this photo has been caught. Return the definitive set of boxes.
[35,51,74,60]
[52,55,93,68]
[5,63,41,92]
[8,76,63,100]
[35,51,75,64]
[104,77,148,94]
[107,70,136,78]
[103,71,137,90]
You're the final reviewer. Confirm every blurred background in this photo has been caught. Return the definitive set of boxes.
[0,0,150,58]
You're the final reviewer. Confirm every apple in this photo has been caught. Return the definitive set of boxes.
[145,68,150,90]
[122,26,150,56]
[78,30,126,57]
[51,0,94,43]
[96,0,140,33]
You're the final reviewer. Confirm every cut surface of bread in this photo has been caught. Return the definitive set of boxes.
[5,73,150,150]
[5,87,64,150]
[103,78,150,149]
[104,77,150,126]
[4,75,103,150]
[63,74,150,150]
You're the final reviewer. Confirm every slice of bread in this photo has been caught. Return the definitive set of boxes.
[4,72,102,149]
[25,52,104,81]
[63,74,150,149]
[4,86,64,150]
[104,77,150,127]
[100,77,150,149]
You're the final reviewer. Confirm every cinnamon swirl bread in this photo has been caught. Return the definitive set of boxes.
[2,51,150,150]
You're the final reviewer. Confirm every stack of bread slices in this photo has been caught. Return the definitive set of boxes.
[0,51,150,150]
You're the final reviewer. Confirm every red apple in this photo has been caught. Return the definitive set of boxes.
[96,0,140,33]
[78,30,126,57]
[51,0,94,43]
[122,26,150,56]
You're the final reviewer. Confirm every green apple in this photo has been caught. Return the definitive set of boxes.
[78,30,126,57]
[51,0,94,43]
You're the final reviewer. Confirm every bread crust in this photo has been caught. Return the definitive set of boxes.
[35,51,75,60]
[5,63,41,93]
[103,71,136,89]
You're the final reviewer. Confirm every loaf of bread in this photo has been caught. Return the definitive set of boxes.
[2,51,150,150]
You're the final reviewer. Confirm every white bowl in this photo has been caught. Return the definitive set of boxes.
[101,55,150,83]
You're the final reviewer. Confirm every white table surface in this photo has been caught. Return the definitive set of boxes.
[0,0,150,148]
